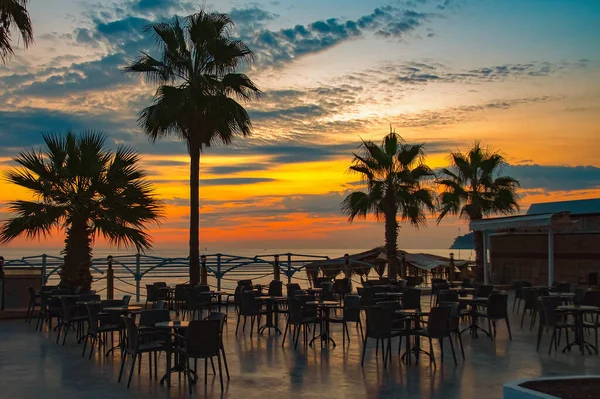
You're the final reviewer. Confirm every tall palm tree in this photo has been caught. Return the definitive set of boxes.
[124,11,261,285]
[437,142,520,271]
[0,0,33,62]
[341,132,436,279]
[0,132,162,290]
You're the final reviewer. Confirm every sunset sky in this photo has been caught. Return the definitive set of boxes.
[0,0,599,255]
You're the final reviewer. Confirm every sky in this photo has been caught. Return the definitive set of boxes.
[0,0,599,255]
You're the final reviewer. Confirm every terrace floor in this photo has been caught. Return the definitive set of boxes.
[1,297,600,399]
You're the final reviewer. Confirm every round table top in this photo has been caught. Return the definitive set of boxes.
[549,292,575,296]
[557,305,599,312]
[258,296,286,301]
[306,300,340,306]
[155,321,190,328]
[52,294,80,298]
[375,292,404,296]
[210,291,228,295]
[103,305,142,311]
[307,288,323,291]
[458,296,488,303]
[76,300,101,305]
[396,309,429,316]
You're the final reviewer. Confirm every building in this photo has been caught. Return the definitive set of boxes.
[469,198,600,286]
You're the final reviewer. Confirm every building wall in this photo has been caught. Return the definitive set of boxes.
[490,233,600,286]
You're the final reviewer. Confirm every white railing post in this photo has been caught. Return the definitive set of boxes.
[135,253,141,302]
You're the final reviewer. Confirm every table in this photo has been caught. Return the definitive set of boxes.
[557,305,599,355]
[257,296,285,335]
[459,296,490,338]
[103,305,142,313]
[154,320,198,386]
[396,309,430,365]
[307,300,340,348]
[375,292,404,298]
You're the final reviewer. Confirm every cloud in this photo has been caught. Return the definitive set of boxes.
[506,165,600,191]
[249,7,429,65]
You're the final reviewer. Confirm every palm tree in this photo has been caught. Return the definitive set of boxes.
[0,132,162,290]
[0,0,34,62]
[124,11,261,285]
[437,142,520,270]
[341,132,436,279]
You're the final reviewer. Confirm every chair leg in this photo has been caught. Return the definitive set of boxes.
[221,344,230,380]
[457,332,465,360]
[439,337,444,364]
[187,356,193,395]
[235,315,241,335]
[536,322,543,351]
[56,322,62,344]
[282,321,289,347]
[548,330,556,355]
[127,351,137,388]
[505,317,513,341]
[429,337,436,368]
[118,351,127,382]
[521,308,526,329]
[448,335,457,365]
[62,323,69,346]
[361,338,368,367]
[217,355,224,390]
[89,337,96,360]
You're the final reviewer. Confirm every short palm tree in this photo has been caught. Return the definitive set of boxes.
[124,10,261,285]
[0,0,33,62]
[437,142,520,269]
[0,132,162,290]
[341,132,436,279]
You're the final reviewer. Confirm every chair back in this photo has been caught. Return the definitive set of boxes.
[102,299,124,308]
[268,280,283,297]
[486,294,509,318]
[237,279,253,288]
[541,297,562,327]
[438,290,459,303]
[406,276,419,287]
[343,295,361,322]
[583,290,600,307]
[334,278,351,297]
[146,284,157,302]
[286,283,301,298]
[365,306,393,339]
[186,320,221,357]
[153,282,167,288]
[85,303,103,332]
[240,292,260,316]
[196,285,210,293]
[574,287,590,304]
[186,287,199,309]
[28,286,37,302]
[121,316,139,352]
[402,288,421,310]
[439,301,460,332]
[41,285,59,292]
[288,298,305,323]
[72,286,82,295]
[122,295,131,305]
[475,284,494,298]
[51,289,71,296]
[395,280,407,290]
[205,312,227,333]
[79,294,100,302]
[174,284,188,301]
[522,287,537,309]
[321,282,335,301]
[153,300,167,310]
[357,287,374,308]
[60,297,73,321]
[462,278,475,288]
[138,309,170,327]
[427,306,451,338]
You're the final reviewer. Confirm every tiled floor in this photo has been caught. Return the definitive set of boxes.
[1,297,600,398]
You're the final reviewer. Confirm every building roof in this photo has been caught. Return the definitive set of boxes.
[527,198,600,216]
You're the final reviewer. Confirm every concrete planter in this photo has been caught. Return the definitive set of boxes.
[503,375,600,399]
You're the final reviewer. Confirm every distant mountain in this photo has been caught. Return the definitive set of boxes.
[450,233,474,249]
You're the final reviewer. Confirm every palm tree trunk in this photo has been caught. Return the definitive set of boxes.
[189,144,200,285]
[61,217,93,291]
[384,209,399,282]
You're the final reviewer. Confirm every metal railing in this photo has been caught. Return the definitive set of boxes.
[2,252,379,302]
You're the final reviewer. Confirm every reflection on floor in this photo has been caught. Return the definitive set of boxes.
[1,295,600,399]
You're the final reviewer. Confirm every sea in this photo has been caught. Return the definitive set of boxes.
[1,247,474,299]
